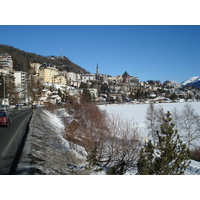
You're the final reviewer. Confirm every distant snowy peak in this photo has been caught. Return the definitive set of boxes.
[182,76,200,88]
[182,77,199,86]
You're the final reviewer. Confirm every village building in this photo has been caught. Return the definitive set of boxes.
[38,64,59,83]
[30,62,41,74]
[13,71,30,88]
[81,73,96,82]
[52,75,67,85]
[0,53,13,71]
[66,72,81,82]
[38,63,67,85]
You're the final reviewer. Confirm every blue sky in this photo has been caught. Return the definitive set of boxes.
[0,25,200,83]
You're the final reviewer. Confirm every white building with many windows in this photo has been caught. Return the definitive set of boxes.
[81,73,96,82]
[0,53,13,70]
[13,71,29,88]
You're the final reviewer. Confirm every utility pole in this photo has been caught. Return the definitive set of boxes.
[3,76,5,110]
[0,75,6,110]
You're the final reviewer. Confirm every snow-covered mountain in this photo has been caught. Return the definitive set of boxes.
[181,76,200,88]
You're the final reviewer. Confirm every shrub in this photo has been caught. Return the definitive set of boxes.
[45,102,58,113]
[64,102,142,174]
[190,148,200,162]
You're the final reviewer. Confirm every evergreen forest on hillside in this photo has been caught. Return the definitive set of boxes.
[0,44,86,73]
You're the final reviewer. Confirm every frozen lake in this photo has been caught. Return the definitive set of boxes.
[99,102,200,138]
[100,102,200,126]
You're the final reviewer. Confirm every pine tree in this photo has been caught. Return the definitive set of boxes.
[137,111,191,175]
[137,140,155,175]
[58,88,62,97]
[81,88,92,103]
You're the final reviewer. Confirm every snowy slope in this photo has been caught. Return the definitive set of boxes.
[182,76,200,87]
[16,108,90,175]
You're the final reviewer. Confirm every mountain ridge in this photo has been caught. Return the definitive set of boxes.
[0,44,87,73]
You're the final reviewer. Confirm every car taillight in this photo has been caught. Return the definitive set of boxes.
[2,117,7,122]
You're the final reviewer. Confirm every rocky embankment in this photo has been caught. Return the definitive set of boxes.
[15,108,91,175]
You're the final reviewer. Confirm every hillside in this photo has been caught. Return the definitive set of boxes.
[0,44,87,73]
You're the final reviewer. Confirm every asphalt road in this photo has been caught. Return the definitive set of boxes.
[0,107,32,175]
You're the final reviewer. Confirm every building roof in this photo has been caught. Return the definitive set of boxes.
[122,71,130,77]
[39,63,56,69]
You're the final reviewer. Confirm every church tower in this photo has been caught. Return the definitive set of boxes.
[122,71,130,83]
[96,63,99,74]
[121,71,130,91]
[96,63,100,81]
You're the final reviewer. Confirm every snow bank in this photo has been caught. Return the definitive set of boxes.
[16,108,90,175]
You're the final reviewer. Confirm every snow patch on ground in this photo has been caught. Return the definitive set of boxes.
[42,109,65,131]
[185,160,200,175]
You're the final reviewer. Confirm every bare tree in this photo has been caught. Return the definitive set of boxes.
[27,77,44,104]
[179,104,200,148]
[145,103,164,146]
[64,102,142,174]
[105,115,141,174]
[145,103,156,145]
[171,107,180,132]
[64,102,110,165]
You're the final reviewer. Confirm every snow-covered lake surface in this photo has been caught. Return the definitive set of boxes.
[99,102,200,137]
[99,101,200,128]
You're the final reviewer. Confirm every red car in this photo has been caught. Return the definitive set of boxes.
[0,111,12,127]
